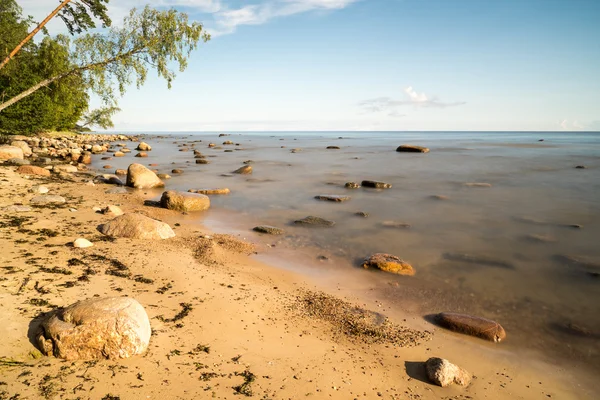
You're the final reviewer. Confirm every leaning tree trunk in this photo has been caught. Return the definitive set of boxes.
[0,0,73,70]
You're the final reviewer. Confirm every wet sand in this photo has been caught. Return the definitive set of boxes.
[0,137,597,399]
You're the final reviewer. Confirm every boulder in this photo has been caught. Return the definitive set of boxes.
[79,153,92,164]
[425,358,471,387]
[160,190,210,212]
[314,195,351,202]
[91,145,105,154]
[233,165,252,174]
[126,163,164,189]
[53,164,78,173]
[16,165,51,177]
[136,142,151,151]
[73,238,93,248]
[294,216,335,227]
[98,213,175,239]
[10,140,32,156]
[135,152,148,158]
[36,297,151,360]
[6,158,30,166]
[253,225,284,235]
[361,180,391,189]
[30,195,66,205]
[101,205,124,216]
[434,312,506,342]
[361,253,414,275]
[188,188,230,195]
[0,145,24,160]
[29,185,49,194]
[396,145,430,153]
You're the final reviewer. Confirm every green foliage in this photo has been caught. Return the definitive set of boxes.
[59,0,112,35]
[79,106,121,129]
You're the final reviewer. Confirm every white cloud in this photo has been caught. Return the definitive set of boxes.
[559,119,586,130]
[359,86,466,116]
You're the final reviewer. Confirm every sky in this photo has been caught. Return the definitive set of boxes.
[18,0,600,131]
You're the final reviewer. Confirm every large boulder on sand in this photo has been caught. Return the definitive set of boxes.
[98,213,175,239]
[16,165,51,177]
[160,190,210,212]
[361,253,414,275]
[0,145,24,160]
[36,297,151,360]
[126,163,164,189]
[434,312,506,342]
[10,140,32,156]
[425,357,471,387]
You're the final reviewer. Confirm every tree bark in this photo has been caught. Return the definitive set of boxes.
[0,0,73,71]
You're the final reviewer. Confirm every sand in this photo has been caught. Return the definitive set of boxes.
[0,165,595,399]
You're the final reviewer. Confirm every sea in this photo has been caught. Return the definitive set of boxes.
[95,131,600,373]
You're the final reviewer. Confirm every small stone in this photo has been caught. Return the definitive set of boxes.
[355,211,369,217]
[253,225,284,235]
[115,169,127,175]
[103,165,112,169]
[102,205,124,216]
[294,216,335,227]
[362,253,414,275]
[171,169,183,174]
[430,194,449,200]
[326,146,340,149]
[425,357,471,387]
[0,145,24,160]
[126,163,164,189]
[157,174,171,179]
[575,165,586,169]
[361,180,391,189]
[188,188,230,195]
[463,182,492,188]
[195,159,210,164]
[381,221,411,229]
[6,158,30,166]
[135,152,148,158]
[396,145,430,153]
[233,165,252,174]
[345,182,360,189]
[314,195,351,202]
[73,238,93,248]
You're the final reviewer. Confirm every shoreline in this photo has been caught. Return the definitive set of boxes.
[0,135,596,399]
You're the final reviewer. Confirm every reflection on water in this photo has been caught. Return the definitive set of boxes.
[97,131,600,372]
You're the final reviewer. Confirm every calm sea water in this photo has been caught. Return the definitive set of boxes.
[97,131,600,371]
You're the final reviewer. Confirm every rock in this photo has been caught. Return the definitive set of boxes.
[195,159,210,164]
[53,164,78,173]
[91,145,105,154]
[0,145,24,160]
[326,146,340,149]
[73,238,93,248]
[29,185,49,194]
[253,225,284,235]
[430,195,449,200]
[16,165,51,177]
[98,213,175,239]
[126,163,164,189]
[160,190,210,212]
[443,253,514,269]
[223,140,234,145]
[114,151,125,157]
[105,187,128,194]
[361,180,391,189]
[575,165,586,169]
[157,173,171,179]
[115,169,127,175]
[30,195,66,205]
[208,143,216,148]
[103,165,112,169]
[188,188,231,195]
[381,221,411,229]
[101,157,112,161]
[243,160,254,164]
[10,140,32,156]
[291,148,302,153]
[7,157,30,166]
[425,357,471,387]
[314,195,351,202]
[233,165,252,174]
[355,211,369,217]
[135,152,148,158]
[36,297,151,360]
[79,153,92,164]
[171,169,183,174]
[101,205,124,216]
[136,142,151,151]
[396,145,430,153]
[361,253,414,275]
[434,312,506,342]
[294,216,335,227]
[463,182,492,188]
[3,205,32,212]
[345,182,360,189]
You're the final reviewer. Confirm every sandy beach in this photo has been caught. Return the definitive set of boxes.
[0,136,596,399]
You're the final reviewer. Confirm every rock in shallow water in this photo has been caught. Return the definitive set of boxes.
[253,225,285,235]
[362,253,414,275]
[98,213,175,239]
[294,216,335,227]
[443,252,514,269]
[314,195,351,202]
[434,312,506,342]
[188,188,230,195]
[361,180,392,189]
[36,297,151,360]
[233,165,252,174]
[345,182,360,189]
[425,357,471,387]
[396,144,430,153]
[160,190,210,212]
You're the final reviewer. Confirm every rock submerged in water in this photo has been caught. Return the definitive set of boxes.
[160,190,210,212]
[463,182,492,188]
[98,213,175,239]
[443,252,514,269]
[36,297,151,360]
[126,163,164,189]
[195,159,210,164]
[253,225,285,235]
[314,195,351,202]
[361,180,392,189]
[396,144,430,153]
[188,188,230,195]
[233,165,252,174]
[425,357,471,387]
[381,221,411,229]
[294,216,335,227]
[434,312,506,342]
[326,146,340,150]
[362,253,414,275]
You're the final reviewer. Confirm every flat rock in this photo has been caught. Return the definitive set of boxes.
[160,190,210,212]
[430,194,449,200]
[355,211,369,217]
[233,165,252,174]
[30,195,66,205]
[0,145,24,160]
[6,158,30,166]
[434,312,506,342]
[126,163,164,189]
[361,253,414,275]
[98,213,175,239]
[326,146,340,149]
[443,252,514,269]
[53,164,78,173]
[253,225,285,235]
[195,159,210,164]
[36,297,151,360]
[294,216,335,227]
[3,205,32,212]
[73,238,93,248]
[361,180,392,189]
[381,221,411,229]
[425,357,471,387]
[29,185,49,194]
[16,165,51,177]
[314,195,351,202]
[345,182,360,189]
[396,144,430,153]
[463,182,492,188]
[188,188,231,195]
[105,187,129,194]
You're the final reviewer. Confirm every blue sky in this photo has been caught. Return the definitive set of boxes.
[19,0,600,131]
